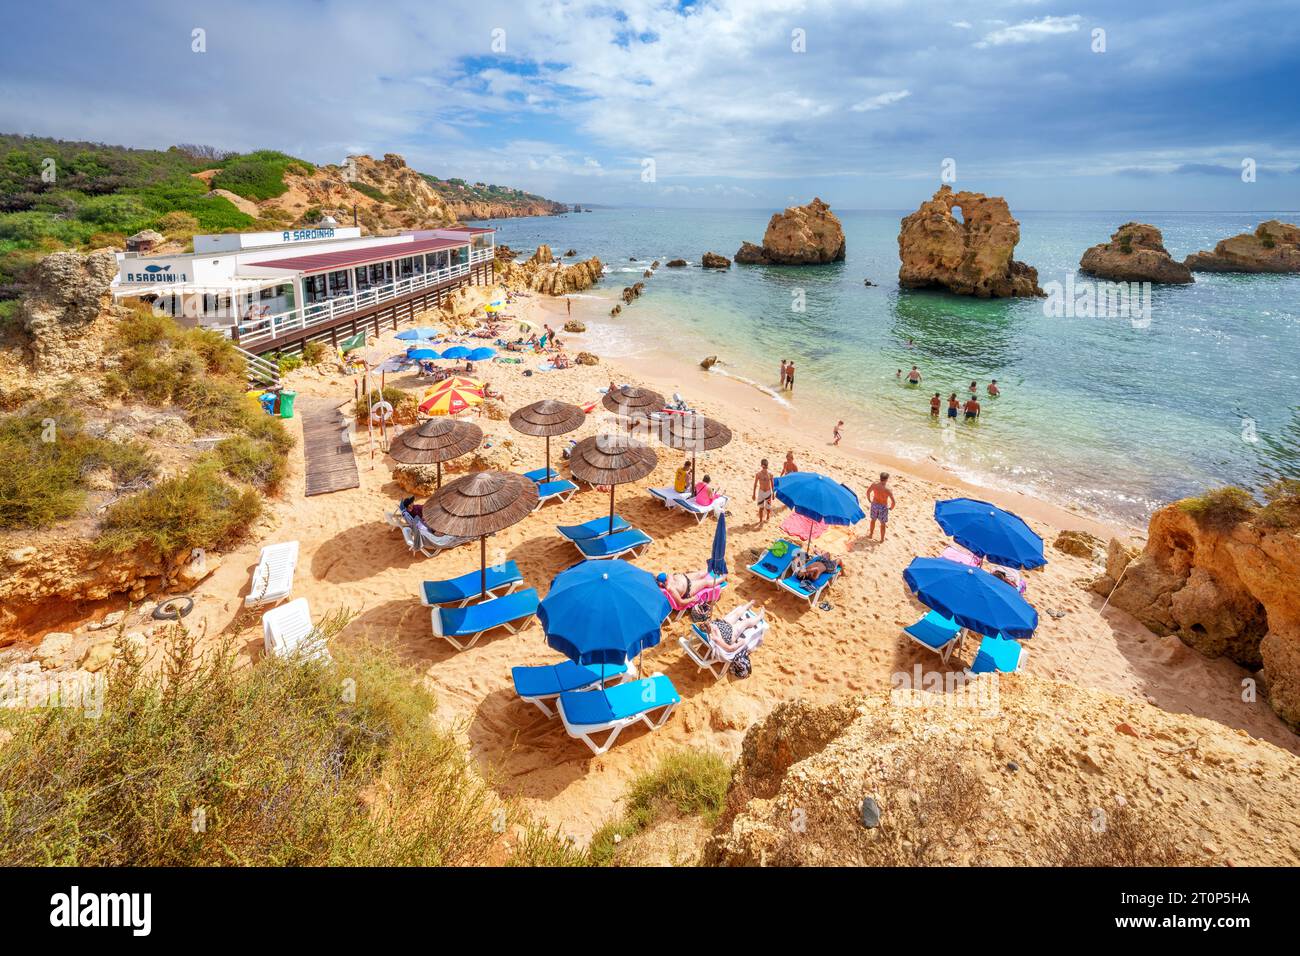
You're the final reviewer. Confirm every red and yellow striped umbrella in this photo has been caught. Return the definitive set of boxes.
[419,376,484,415]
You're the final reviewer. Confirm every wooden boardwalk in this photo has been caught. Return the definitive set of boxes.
[299,399,360,497]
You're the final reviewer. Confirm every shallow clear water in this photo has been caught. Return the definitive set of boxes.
[484,208,1300,523]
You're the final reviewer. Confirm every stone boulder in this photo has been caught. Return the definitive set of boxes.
[1080,223,1193,284]
[734,198,846,265]
[18,249,122,373]
[563,320,586,333]
[700,355,718,371]
[701,252,731,269]
[1053,529,1105,561]
[898,186,1043,297]
[1184,220,1300,273]
[495,248,603,296]
[1100,498,1300,728]
[575,351,600,366]
[665,259,687,268]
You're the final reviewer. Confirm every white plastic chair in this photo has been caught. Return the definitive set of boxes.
[244,541,299,608]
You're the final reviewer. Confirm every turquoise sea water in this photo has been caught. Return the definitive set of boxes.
[483,208,1300,523]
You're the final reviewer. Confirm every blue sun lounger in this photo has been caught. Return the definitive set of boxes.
[778,565,841,606]
[902,610,964,664]
[512,660,629,717]
[747,540,800,583]
[523,467,559,483]
[556,515,630,541]
[557,674,681,755]
[420,561,523,608]
[430,587,539,651]
[572,528,653,560]
[968,634,1026,674]
[533,479,579,510]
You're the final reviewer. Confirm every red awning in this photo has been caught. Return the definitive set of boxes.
[248,237,466,273]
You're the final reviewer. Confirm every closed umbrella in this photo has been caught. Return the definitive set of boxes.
[387,418,482,489]
[422,471,539,598]
[568,432,658,535]
[933,498,1046,569]
[902,557,1038,639]
[539,560,669,670]
[708,511,728,577]
[509,399,585,479]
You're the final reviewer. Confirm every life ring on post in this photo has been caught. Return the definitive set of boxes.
[370,401,394,424]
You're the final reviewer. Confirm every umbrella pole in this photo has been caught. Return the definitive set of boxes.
[436,460,442,490]
[546,435,551,479]
[609,484,616,535]
[480,536,488,599]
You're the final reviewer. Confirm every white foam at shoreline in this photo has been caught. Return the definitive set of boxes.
[706,364,793,409]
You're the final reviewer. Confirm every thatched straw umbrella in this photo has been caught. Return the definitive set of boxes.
[509,399,586,479]
[388,418,483,489]
[663,412,732,489]
[421,471,539,598]
[568,432,658,535]
[601,385,666,422]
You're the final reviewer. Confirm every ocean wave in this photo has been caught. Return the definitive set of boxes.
[705,364,793,409]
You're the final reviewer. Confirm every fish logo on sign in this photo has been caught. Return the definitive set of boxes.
[143,265,171,274]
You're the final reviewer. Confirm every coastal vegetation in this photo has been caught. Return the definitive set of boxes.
[208,149,313,201]
[0,626,573,866]
[1178,480,1300,530]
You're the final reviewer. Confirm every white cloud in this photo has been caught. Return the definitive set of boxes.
[950,20,973,30]
[850,90,911,112]
[975,15,1083,48]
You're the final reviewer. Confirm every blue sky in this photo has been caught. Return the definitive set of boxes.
[2,0,1298,210]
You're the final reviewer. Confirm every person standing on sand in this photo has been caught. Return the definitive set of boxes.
[964,395,981,420]
[866,473,895,542]
[987,380,1000,397]
[907,366,921,385]
[752,458,774,526]
[832,420,844,445]
[781,450,799,476]
[930,392,941,418]
[779,359,788,388]
[566,297,571,316]
[947,393,960,419]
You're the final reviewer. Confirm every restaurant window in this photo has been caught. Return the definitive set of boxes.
[303,274,328,304]
[327,269,351,296]
[396,256,415,278]
[429,250,449,272]
[450,246,465,266]
[355,266,370,290]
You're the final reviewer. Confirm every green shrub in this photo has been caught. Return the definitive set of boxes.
[215,434,287,492]
[274,351,303,374]
[1258,479,1300,529]
[302,340,330,365]
[94,460,261,558]
[1178,486,1257,527]
[0,627,565,866]
[0,401,157,530]
[353,386,417,422]
[210,150,313,201]
[350,181,389,203]
[588,749,730,865]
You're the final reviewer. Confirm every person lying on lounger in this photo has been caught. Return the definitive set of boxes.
[702,601,766,653]
[657,569,727,602]
[791,550,842,581]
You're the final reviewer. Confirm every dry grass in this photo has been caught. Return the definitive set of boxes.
[1043,804,1192,866]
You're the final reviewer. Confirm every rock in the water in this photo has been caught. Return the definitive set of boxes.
[898,185,1043,297]
[493,246,603,296]
[1184,220,1300,273]
[733,197,846,265]
[564,249,577,257]
[609,305,622,317]
[1080,223,1193,284]
[563,320,586,333]
[665,259,688,268]
[700,355,718,370]
[701,252,731,269]
[863,278,875,286]
[575,351,600,366]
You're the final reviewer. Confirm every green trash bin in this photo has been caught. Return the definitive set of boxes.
[278,390,297,419]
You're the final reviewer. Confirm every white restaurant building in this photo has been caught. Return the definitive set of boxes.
[111,224,496,354]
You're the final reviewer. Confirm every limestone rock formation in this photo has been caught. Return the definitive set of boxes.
[699,355,718,370]
[494,245,603,296]
[1053,529,1105,561]
[734,198,846,265]
[563,320,586,333]
[1079,223,1193,284]
[17,249,122,374]
[701,252,731,269]
[897,186,1043,297]
[704,680,1300,866]
[1184,220,1300,273]
[575,352,599,366]
[665,259,687,268]
[1097,498,1300,728]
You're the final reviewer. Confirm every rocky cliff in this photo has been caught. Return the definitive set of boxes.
[898,185,1043,297]
[1094,494,1300,728]
[704,679,1300,866]
[13,249,123,376]
[1184,220,1300,273]
[495,245,603,295]
[1079,223,1193,284]
[734,198,846,265]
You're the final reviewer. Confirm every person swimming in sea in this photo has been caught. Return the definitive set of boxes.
[964,396,981,420]
[947,393,960,419]
[907,366,921,385]
[987,379,1000,397]
[930,392,941,418]
[968,380,978,396]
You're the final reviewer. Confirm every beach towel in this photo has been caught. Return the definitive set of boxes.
[536,363,557,372]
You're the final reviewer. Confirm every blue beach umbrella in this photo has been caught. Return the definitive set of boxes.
[772,472,865,526]
[539,560,670,668]
[406,348,439,361]
[467,346,497,361]
[708,511,728,577]
[441,345,472,360]
[396,327,439,341]
[902,557,1039,639]
[934,498,1046,569]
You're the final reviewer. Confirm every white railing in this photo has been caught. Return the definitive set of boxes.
[470,247,493,264]
[235,261,476,348]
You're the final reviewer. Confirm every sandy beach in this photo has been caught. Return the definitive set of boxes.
[179,285,1298,842]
